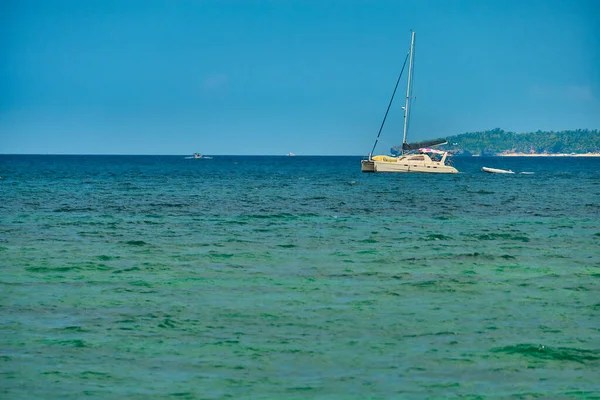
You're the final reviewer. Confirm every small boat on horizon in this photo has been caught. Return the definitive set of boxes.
[482,167,534,175]
[482,167,514,174]
[185,153,212,159]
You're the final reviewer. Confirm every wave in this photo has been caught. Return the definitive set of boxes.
[120,240,150,246]
[491,344,600,363]
[53,206,97,213]
[469,232,531,242]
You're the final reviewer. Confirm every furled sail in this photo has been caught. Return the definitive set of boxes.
[402,139,448,151]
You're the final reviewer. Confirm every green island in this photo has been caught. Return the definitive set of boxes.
[391,128,600,156]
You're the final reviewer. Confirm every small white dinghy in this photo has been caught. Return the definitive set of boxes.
[482,167,515,174]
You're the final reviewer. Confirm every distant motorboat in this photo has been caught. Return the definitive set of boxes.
[288,152,295,156]
[482,167,515,174]
[185,153,212,159]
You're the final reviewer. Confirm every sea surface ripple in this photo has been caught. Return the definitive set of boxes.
[1,155,599,399]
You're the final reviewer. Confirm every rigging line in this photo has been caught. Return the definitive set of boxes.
[369,51,411,157]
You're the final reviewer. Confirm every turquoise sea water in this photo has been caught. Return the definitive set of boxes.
[1,155,599,399]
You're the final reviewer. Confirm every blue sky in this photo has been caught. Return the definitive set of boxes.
[1,0,599,155]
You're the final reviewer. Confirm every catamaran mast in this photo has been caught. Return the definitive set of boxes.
[402,31,415,155]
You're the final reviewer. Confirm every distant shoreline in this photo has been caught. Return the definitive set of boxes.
[495,153,600,157]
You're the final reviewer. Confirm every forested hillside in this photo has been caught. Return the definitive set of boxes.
[391,129,600,156]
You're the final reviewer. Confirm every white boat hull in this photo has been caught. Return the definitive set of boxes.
[361,156,458,174]
[482,167,514,174]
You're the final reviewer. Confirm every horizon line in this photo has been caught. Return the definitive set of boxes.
[0,153,367,157]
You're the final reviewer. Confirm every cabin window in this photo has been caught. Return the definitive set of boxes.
[408,156,424,161]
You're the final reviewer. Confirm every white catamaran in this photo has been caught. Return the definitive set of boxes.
[361,31,458,174]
